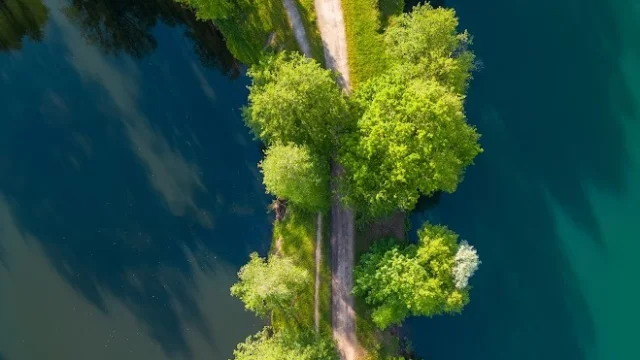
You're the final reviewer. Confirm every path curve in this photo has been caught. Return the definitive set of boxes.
[282,0,313,58]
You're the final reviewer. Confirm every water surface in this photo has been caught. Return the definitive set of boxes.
[0,1,270,359]
[408,0,640,359]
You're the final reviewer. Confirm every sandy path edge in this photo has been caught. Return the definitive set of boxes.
[314,0,351,90]
[282,0,313,57]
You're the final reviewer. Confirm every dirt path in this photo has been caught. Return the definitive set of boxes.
[314,0,357,358]
[282,0,313,58]
[314,0,351,90]
[329,162,358,360]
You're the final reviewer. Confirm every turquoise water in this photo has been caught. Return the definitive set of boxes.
[408,0,640,359]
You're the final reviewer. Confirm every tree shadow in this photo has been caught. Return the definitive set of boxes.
[0,12,269,358]
[64,0,241,76]
[406,0,636,358]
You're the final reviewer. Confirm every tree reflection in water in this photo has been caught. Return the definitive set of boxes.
[0,0,49,50]
[0,0,241,76]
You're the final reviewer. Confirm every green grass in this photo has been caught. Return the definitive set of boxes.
[294,0,326,63]
[179,0,299,64]
[272,205,332,336]
[341,0,403,88]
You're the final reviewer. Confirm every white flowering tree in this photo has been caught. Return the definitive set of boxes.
[452,241,481,289]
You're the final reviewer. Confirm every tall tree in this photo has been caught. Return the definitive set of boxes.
[384,3,475,94]
[231,252,309,317]
[353,223,478,329]
[233,327,338,360]
[0,0,49,51]
[260,144,330,211]
[243,52,351,152]
[340,71,482,218]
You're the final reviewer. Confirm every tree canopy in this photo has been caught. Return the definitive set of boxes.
[384,3,475,94]
[353,223,477,329]
[337,4,481,219]
[340,71,482,218]
[233,327,338,360]
[243,52,351,152]
[231,252,309,317]
[260,144,330,211]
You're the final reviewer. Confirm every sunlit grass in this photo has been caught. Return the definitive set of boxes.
[341,0,403,88]
[272,205,332,336]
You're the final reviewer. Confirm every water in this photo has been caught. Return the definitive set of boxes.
[2,1,640,360]
[0,0,271,359]
[407,0,640,359]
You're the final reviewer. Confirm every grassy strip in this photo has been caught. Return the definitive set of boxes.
[341,0,402,88]
[272,205,332,336]
[294,0,326,63]
[178,0,298,64]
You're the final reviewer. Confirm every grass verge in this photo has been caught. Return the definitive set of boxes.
[179,0,298,64]
[294,0,327,63]
[341,0,403,88]
[272,205,332,336]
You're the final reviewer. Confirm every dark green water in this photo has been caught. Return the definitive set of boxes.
[1,0,269,359]
[407,0,640,359]
[1,0,639,360]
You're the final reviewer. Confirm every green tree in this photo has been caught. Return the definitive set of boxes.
[384,3,475,94]
[340,72,482,218]
[0,0,49,51]
[243,52,351,151]
[353,223,474,329]
[233,327,338,360]
[231,252,309,317]
[260,144,329,211]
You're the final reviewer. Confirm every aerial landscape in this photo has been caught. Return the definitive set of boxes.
[1,0,639,360]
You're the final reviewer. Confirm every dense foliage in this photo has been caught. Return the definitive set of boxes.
[233,327,338,360]
[384,3,475,94]
[354,223,474,329]
[338,3,481,218]
[231,252,309,317]
[340,70,481,218]
[243,52,351,151]
[260,144,330,211]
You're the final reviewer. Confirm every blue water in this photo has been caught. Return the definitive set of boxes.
[0,1,270,359]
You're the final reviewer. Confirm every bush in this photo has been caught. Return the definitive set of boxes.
[353,223,477,329]
[260,144,330,211]
[243,52,351,152]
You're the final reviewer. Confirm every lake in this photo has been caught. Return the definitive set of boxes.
[1,0,270,359]
[1,0,639,360]
[407,0,640,360]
